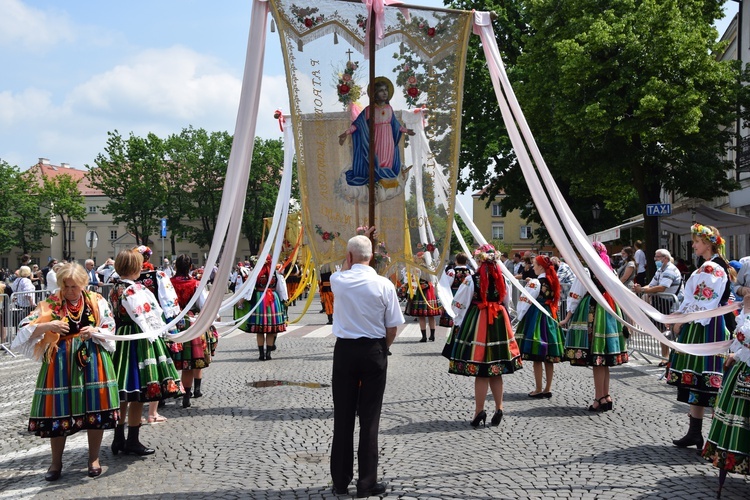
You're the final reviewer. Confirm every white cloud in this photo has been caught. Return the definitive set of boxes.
[0,0,76,51]
[0,88,53,126]
[66,46,239,120]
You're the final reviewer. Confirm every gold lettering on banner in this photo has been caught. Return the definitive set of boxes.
[310,62,328,199]
[408,216,428,228]
[321,206,351,226]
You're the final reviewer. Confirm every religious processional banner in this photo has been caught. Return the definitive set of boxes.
[269,0,472,277]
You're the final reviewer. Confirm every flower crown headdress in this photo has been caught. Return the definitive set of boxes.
[473,243,496,263]
[691,223,724,246]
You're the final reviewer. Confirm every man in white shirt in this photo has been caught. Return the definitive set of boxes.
[634,240,647,286]
[329,233,404,498]
[97,258,115,284]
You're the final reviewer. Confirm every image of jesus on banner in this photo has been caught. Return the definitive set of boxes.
[337,76,414,203]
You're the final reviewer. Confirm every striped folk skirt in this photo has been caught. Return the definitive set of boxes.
[235,290,287,334]
[702,359,750,474]
[405,286,442,317]
[168,328,218,370]
[517,305,565,363]
[111,324,182,402]
[564,296,628,367]
[667,317,729,407]
[442,302,522,377]
[28,336,120,438]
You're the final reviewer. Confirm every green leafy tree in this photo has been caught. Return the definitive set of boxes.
[38,173,87,261]
[164,127,233,250]
[451,0,740,269]
[0,160,23,254]
[88,131,168,245]
[0,161,54,255]
[514,0,738,273]
[242,138,287,254]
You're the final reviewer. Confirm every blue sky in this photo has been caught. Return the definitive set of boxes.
[0,0,739,214]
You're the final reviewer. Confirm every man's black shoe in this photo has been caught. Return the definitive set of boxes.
[356,482,386,498]
[332,485,349,495]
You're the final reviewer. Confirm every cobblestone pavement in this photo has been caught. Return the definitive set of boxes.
[1,301,748,499]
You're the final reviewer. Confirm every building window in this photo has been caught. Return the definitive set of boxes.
[89,206,97,213]
[520,226,533,239]
[491,203,504,217]
[69,231,75,241]
[110,230,118,240]
[492,223,504,240]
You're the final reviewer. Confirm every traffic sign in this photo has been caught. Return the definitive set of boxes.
[161,218,167,238]
[646,203,671,216]
[85,230,98,249]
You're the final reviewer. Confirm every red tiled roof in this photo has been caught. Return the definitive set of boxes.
[27,162,104,196]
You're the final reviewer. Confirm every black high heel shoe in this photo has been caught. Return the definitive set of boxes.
[601,395,613,412]
[490,409,503,426]
[470,410,486,428]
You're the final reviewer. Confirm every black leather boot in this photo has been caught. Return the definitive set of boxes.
[419,330,427,342]
[193,378,202,398]
[111,423,126,455]
[429,329,436,341]
[124,424,155,455]
[258,346,265,361]
[672,415,704,448]
[327,314,333,325]
[182,387,192,408]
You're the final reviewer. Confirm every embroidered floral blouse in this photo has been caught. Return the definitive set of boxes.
[732,307,750,364]
[11,293,116,359]
[676,258,729,327]
[516,273,554,322]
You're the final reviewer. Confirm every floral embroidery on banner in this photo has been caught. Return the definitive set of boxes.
[315,224,341,242]
[290,4,324,29]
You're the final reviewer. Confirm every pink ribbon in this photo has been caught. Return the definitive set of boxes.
[362,0,408,59]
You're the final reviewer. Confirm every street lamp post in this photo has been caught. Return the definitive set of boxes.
[591,203,601,232]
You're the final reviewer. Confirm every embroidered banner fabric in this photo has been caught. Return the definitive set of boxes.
[269,0,472,277]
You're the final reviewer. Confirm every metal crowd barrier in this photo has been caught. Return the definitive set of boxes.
[2,289,51,357]
[0,294,13,356]
[625,292,680,363]
[89,282,115,299]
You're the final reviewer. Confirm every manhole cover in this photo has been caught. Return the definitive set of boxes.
[249,380,330,388]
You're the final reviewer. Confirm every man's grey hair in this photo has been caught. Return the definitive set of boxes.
[348,235,373,262]
[657,249,671,260]
[85,259,95,266]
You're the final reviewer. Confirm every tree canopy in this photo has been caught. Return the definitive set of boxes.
[451,0,741,262]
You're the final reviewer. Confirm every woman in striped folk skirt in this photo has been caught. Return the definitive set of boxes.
[169,254,218,408]
[405,266,443,342]
[702,296,750,497]
[442,245,522,428]
[11,262,119,480]
[559,242,628,412]
[236,256,288,361]
[668,224,732,450]
[109,249,181,457]
[516,255,564,398]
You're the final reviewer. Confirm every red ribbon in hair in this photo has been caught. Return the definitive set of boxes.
[478,261,506,325]
[535,255,560,319]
